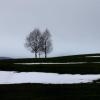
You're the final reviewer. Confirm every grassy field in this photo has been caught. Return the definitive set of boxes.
[1,63,100,74]
[0,53,100,74]
[1,53,100,63]
[0,54,100,100]
[0,83,100,100]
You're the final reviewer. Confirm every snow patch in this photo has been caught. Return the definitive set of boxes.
[0,71,100,84]
[15,62,87,65]
[86,56,100,58]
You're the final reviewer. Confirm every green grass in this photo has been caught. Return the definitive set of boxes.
[0,54,100,99]
[0,63,100,74]
[0,53,100,74]
[0,83,100,100]
[1,53,100,63]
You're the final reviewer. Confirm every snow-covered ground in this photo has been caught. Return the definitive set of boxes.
[15,62,100,65]
[15,62,87,65]
[0,71,100,84]
[86,56,100,58]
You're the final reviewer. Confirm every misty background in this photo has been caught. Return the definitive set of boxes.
[0,0,100,58]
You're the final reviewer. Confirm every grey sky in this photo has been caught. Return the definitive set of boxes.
[0,0,100,58]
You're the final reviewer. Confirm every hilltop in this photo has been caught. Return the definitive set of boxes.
[0,53,100,74]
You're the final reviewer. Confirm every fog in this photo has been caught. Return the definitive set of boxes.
[0,0,100,58]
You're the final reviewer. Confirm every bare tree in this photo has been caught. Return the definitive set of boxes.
[25,28,53,58]
[25,29,41,58]
[41,29,53,58]
[38,36,43,58]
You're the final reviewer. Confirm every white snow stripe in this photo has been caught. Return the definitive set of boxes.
[15,62,87,65]
[15,62,100,65]
[0,71,99,84]
[86,56,100,57]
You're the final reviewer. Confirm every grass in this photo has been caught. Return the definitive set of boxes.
[0,53,100,74]
[0,63,100,74]
[0,83,100,100]
[1,53,100,63]
[0,53,100,99]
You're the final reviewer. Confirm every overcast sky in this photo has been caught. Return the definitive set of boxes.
[0,0,100,58]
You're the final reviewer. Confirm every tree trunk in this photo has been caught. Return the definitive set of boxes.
[35,52,37,58]
[39,52,41,58]
[45,51,47,58]
[44,42,47,58]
